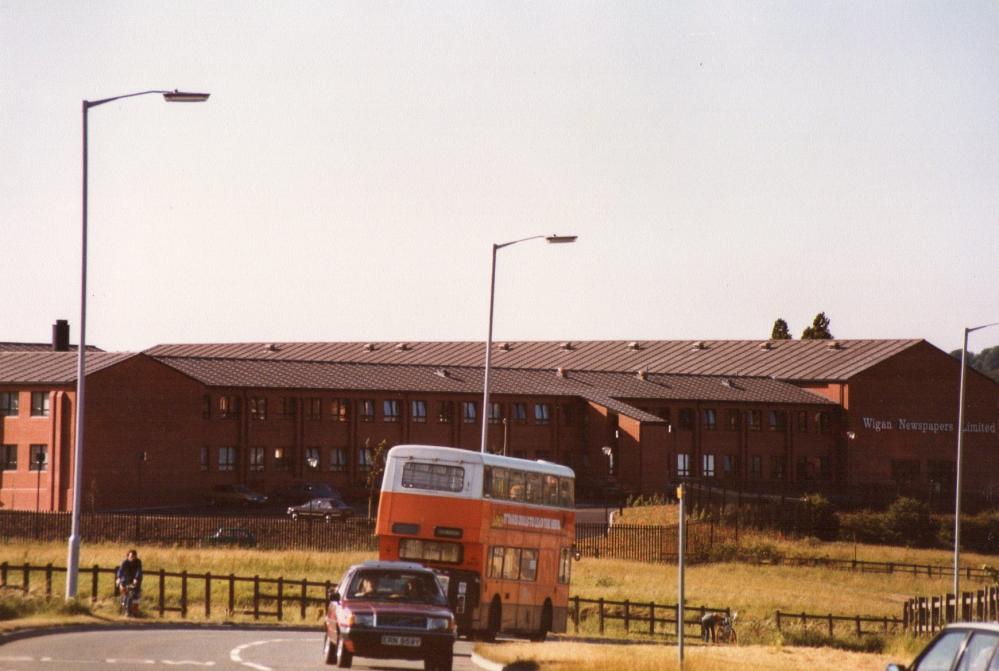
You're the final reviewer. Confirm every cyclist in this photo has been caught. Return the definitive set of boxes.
[116,549,143,616]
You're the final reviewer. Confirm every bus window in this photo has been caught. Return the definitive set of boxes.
[400,538,463,564]
[508,470,526,501]
[520,549,538,581]
[558,547,571,584]
[543,475,559,506]
[487,466,508,500]
[525,472,543,504]
[402,461,465,492]
[502,548,522,580]
[489,547,504,578]
[559,477,574,507]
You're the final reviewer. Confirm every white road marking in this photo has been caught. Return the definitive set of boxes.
[229,638,321,671]
[161,662,216,666]
[107,660,156,665]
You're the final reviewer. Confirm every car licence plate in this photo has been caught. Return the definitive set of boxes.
[381,635,421,647]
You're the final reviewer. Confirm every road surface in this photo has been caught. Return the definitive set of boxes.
[0,627,478,671]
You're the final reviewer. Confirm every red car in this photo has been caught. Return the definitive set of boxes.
[324,561,456,671]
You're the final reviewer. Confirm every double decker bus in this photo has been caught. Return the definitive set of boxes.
[376,445,575,641]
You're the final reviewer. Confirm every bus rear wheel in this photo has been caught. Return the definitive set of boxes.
[479,596,501,642]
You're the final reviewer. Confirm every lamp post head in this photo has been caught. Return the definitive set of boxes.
[546,235,577,244]
[163,90,211,103]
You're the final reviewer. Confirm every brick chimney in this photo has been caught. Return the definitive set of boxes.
[52,319,70,351]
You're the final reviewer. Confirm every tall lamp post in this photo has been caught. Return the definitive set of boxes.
[952,320,999,603]
[480,234,577,453]
[67,89,210,600]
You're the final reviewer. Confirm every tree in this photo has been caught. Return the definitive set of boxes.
[801,312,833,340]
[770,318,792,340]
[949,345,999,383]
[365,438,389,520]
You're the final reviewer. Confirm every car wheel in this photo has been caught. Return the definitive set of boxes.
[335,633,352,668]
[322,633,336,665]
[481,596,501,642]
[424,652,453,671]
[529,600,552,642]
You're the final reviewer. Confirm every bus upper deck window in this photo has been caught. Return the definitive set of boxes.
[543,475,559,506]
[508,470,526,501]
[559,477,574,507]
[490,467,508,500]
[526,472,543,504]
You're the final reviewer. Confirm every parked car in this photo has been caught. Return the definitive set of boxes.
[324,560,455,670]
[272,480,340,505]
[203,527,257,548]
[886,622,999,671]
[207,484,267,507]
[288,496,353,522]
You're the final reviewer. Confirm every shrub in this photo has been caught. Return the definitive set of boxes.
[884,497,938,547]
[801,494,839,541]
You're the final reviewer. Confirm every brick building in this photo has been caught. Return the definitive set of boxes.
[1,323,996,511]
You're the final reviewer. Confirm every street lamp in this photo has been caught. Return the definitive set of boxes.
[479,234,577,453]
[952,320,999,603]
[67,89,210,600]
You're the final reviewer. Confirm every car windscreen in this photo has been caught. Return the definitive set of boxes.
[347,571,448,606]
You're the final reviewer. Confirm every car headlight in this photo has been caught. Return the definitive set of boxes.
[351,612,375,627]
[427,617,454,631]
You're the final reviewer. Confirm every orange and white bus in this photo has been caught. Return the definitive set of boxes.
[376,444,575,641]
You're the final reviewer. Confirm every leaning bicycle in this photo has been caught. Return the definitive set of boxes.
[717,612,738,644]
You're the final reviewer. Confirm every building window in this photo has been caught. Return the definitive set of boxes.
[676,453,690,477]
[218,447,237,472]
[248,447,265,471]
[679,408,694,430]
[750,455,762,479]
[273,447,291,471]
[462,401,477,424]
[29,444,47,471]
[305,447,320,470]
[747,410,761,431]
[358,446,374,471]
[328,447,347,472]
[306,398,322,421]
[512,403,527,424]
[727,410,740,431]
[249,397,267,420]
[702,453,715,477]
[2,444,17,470]
[817,411,831,433]
[218,396,241,419]
[330,399,349,422]
[436,401,454,424]
[768,410,787,432]
[771,456,786,480]
[202,395,211,419]
[488,402,503,424]
[360,400,375,422]
[411,400,427,423]
[703,409,717,431]
[722,454,737,477]
[1,392,19,417]
[199,446,209,471]
[383,400,401,422]
[281,397,297,419]
[30,392,49,417]
[534,404,550,425]
[797,411,808,432]
[819,456,831,480]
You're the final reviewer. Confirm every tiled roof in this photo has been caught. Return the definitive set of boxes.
[145,338,923,382]
[0,352,136,384]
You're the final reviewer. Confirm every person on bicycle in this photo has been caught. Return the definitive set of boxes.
[116,549,143,599]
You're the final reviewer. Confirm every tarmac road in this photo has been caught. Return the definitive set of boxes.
[0,627,478,671]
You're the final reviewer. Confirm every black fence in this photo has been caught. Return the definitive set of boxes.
[0,510,377,552]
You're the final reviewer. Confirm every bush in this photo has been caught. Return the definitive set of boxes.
[884,497,938,547]
[801,494,839,541]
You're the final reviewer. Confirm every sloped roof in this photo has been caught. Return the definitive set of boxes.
[0,342,101,353]
[146,338,923,382]
[0,352,136,384]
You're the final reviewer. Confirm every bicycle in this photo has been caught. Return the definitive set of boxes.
[716,612,738,644]
[119,582,140,618]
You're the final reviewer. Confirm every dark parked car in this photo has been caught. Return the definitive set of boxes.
[288,497,353,522]
[203,527,257,548]
[324,560,455,670]
[207,484,267,507]
[272,481,339,504]
[886,622,999,671]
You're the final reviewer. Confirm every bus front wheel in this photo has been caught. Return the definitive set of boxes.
[530,600,552,642]
[482,596,501,642]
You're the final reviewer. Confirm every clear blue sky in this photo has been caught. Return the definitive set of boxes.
[3,2,997,354]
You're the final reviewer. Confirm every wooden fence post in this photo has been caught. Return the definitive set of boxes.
[624,599,630,632]
[253,575,260,621]
[228,574,235,615]
[205,572,212,618]
[572,596,580,633]
[598,598,605,635]
[1,561,7,587]
[22,562,29,594]
[91,565,99,604]
[158,569,165,617]
[776,611,782,632]
[300,579,308,620]
[828,613,833,637]
[855,615,861,637]
[277,577,284,622]
[649,601,655,636]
